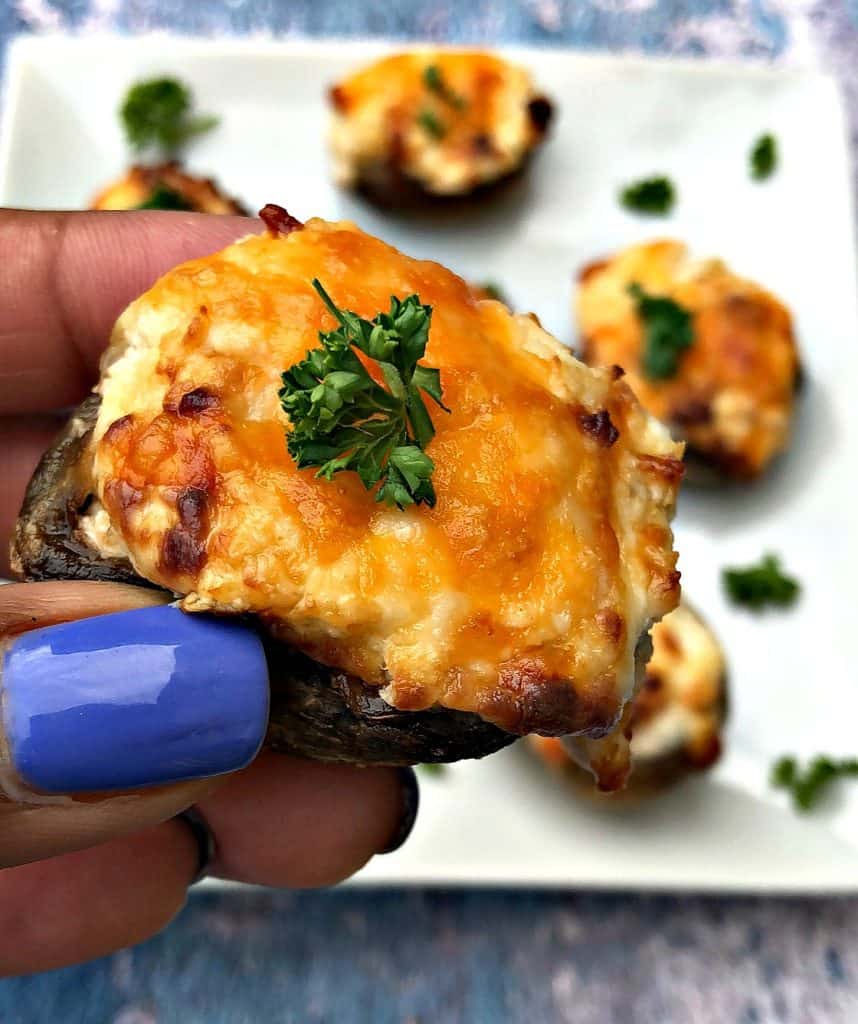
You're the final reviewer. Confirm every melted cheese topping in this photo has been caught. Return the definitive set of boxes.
[90,162,247,215]
[89,218,681,742]
[577,240,800,479]
[531,601,725,770]
[329,51,550,196]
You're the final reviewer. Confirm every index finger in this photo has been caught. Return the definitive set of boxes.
[0,209,259,414]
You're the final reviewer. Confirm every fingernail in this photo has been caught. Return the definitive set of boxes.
[380,767,420,854]
[1,606,269,794]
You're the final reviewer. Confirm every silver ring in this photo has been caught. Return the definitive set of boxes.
[175,807,217,885]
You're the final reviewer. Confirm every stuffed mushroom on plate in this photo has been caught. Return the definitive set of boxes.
[529,601,727,801]
[91,77,247,215]
[13,208,682,784]
[576,240,801,481]
[329,50,553,206]
[90,161,247,215]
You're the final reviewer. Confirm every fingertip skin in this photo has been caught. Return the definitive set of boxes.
[1,605,269,794]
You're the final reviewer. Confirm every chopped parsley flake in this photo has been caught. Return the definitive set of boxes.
[477,281,508,304]
[620,176,675,215]
[423,64,466,110]
[722,554,800,611]
[628,283,694,379]
[772,755,858,811]
[120,77,218,154]
[135,184,194,211]
[417,109,446,140]
[750,134,777,180]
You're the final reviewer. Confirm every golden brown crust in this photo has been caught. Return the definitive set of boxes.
[85,217,681,770]
[90,161,248,215]
[329,50,552,201]
[576,240,801,480]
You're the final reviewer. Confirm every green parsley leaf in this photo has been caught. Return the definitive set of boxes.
[417,109,446,140]
[750,133,777,181]
[423,64,466,110]
[620,176,675,215]
[417,762,447,777]
[627,283,694,379]
[477,281,508,304]
[135,184,194,211]
[279,280,448,510]
[722,554,800,611]
[772,755,858,811]
[120,77,219,153]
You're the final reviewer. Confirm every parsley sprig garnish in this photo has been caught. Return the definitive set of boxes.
[750,134,777,181]
[628,283,695,379]
[620,176,676,215]
[279,280,448,510]
[772,755,858,811]
[722,554,800,610]
[121,77,218,154]
[423,64,466,110]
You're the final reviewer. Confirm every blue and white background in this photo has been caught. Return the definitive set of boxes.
[2,2,858,1021]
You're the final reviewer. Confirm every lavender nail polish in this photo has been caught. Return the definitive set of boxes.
[1,605,269,794]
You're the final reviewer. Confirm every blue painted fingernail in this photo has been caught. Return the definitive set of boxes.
[1,605,269,794]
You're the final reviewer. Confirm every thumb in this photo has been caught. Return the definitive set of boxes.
[0,581,269,867]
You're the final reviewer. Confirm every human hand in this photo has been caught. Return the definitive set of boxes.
[0,210,418,975]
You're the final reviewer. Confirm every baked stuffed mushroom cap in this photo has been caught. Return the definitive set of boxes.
[329,51,553,205]
[577,240,801,481]
[13,210,682,781]
[91,161,248,215]
[529,601,727,801]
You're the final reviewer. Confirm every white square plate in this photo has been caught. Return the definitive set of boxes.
[3,37,858,892]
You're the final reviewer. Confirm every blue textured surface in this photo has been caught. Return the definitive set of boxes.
[3,1,858,1021]
[5,889,858,1022]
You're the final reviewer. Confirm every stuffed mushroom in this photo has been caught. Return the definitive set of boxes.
[90,161,247,215]
[13,208,682,781]
[529,601,727,801]
[576,240,801,481]
[328,51,553,206]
